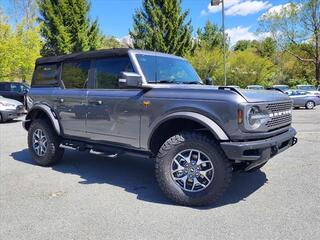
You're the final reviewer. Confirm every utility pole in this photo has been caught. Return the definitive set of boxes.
[211,0,227,86]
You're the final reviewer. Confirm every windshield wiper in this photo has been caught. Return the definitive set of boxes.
[157,80,177,84]
[182,81,203,85]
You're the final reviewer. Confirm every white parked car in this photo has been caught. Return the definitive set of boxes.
[0,95,24,122]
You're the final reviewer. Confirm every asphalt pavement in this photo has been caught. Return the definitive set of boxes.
[0,108,319,240]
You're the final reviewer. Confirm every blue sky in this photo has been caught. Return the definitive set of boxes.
[2,0,291,44]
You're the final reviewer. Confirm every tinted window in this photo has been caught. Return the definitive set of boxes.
[62,61,91,89]
[95,57,134,89]
[0,83,10,91]
[136,54,201,84]
[11,83,24,93]
[33,64,59,86]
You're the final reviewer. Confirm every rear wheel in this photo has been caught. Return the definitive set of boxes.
[155,132,232,206]
[305,101,315,109]
[28,119,64,166]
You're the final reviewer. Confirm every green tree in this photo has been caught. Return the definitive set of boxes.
[259,0,320,84]
[257,37,276,58]
[196,21,224,50]
[234,38,276,59]
[38,0,102,56]
[129,0,193,56]
[0,10,42,82]
[234,40,253,52]
[187,47,224,83]
[99,36,122,49]
[227,49,276,88]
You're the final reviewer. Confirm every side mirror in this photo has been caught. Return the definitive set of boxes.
[205,77,213,85]
[118,72,143,88]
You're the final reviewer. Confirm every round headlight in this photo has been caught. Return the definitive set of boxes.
[246,106,268,130]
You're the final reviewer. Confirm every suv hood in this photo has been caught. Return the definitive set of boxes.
[147,84,291,103]
[237,89,290,103]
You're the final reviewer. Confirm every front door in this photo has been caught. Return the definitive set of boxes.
[54,60,91,138]
[86,57,142,148]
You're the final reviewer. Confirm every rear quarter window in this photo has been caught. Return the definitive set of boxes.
[32,64,60,87]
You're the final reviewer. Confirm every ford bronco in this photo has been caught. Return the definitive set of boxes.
[23,49,297,206]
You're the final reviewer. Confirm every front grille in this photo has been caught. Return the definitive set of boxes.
[266,114,292,128]
[265,101,293,130]
[266,101,293,112]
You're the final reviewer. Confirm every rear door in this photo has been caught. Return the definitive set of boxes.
[86,56,142,148]
[54,60,91,138]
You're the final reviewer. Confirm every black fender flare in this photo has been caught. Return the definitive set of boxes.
[23,105,61,135]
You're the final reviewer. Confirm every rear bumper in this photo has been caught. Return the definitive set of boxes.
[220,127,297,162]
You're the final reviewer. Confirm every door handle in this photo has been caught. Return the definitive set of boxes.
[54,98,64,103]
[89,100,103,105]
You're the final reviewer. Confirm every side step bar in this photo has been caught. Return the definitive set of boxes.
[59,140,151,159]
[59,143,119,158]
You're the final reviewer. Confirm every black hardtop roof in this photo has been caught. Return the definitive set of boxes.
[36,48,131,65]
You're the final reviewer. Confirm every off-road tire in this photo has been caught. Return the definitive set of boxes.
[305,101,315,110]
[28,119,64,166]
[155,132,232,206]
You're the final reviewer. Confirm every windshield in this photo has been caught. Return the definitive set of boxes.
[136,54,201,84]
[274,85,289,91]
[298,85,316,91]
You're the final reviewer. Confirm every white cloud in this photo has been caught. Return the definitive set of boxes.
[260,3,301,19]
[226,26,270,45]
[201,0,240,15]
[201,0,272,17]
[226,1,272,16]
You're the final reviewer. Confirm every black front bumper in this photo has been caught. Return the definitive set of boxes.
[221,127,297,162]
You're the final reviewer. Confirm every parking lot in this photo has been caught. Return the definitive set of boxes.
[0,108,319,240]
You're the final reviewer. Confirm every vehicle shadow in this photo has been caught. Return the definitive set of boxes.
[11,149,268,208]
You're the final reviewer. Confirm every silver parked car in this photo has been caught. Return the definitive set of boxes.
[285,90,320,109]
[296,84,317,91]
[246,85,264,90]
[0,95,24,122]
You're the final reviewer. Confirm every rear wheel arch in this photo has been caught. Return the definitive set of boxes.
[24,106,61,135]
[148,112,229,155]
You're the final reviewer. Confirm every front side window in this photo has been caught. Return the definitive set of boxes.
[95,57,134,89]
[136,54,201,84]
[62,61,91,89]
[10,83,24,93]
[33,64,59,86]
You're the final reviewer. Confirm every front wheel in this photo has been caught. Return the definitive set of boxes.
[155,132,232,206]
[28,119,64,166]
[305,101,315,109]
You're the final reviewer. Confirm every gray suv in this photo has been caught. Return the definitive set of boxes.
[23,49,297,206]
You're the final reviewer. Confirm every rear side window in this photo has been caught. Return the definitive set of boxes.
[95,57,134,89]
[62,61,91,89]
[33,64,59,86]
